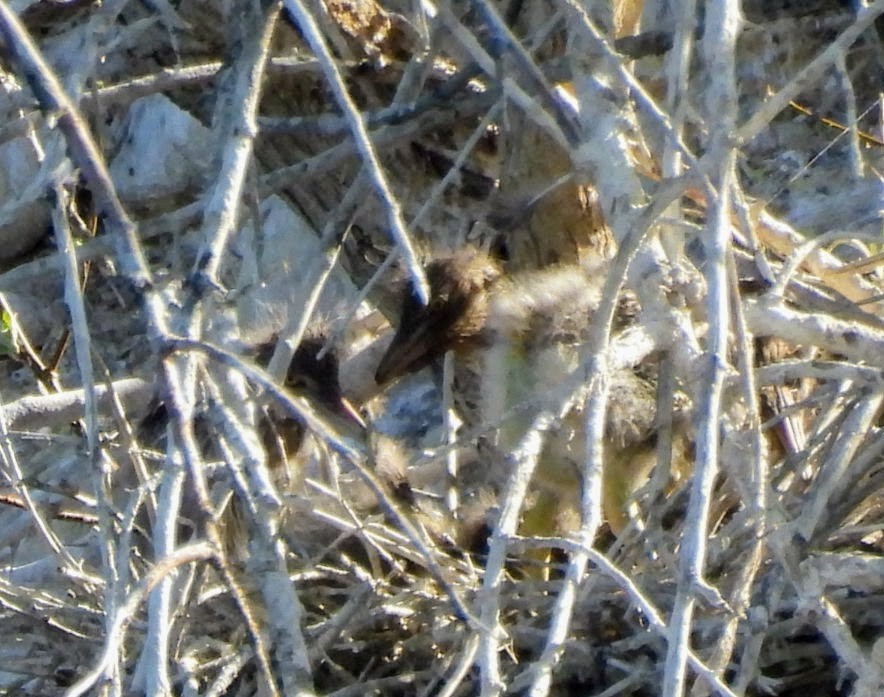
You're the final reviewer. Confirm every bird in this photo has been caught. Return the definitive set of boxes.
[374,247,686,539]
[255,332,364,482]
[203,331,370,559]
[133,333,367,558]
[138,331,362,477]
[375,249,502,386]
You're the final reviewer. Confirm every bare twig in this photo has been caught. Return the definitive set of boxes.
[736,0,884,146]
[282,0,429,305]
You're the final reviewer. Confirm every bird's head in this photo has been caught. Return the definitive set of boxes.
[257,332,364,432]
[375,248,502,384]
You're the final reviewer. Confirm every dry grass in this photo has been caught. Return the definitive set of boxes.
[0,1,883,695]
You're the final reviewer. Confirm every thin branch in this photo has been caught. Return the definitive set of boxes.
[189,3,280,295]
[282,0,429,304]
[736,0,884,147]
[0,0,158,308]
[664,2,740,694]
[65,542,215,697]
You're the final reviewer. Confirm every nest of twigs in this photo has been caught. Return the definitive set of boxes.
[0,0,883,695]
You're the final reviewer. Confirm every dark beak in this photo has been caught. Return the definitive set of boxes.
[375,319,437,385]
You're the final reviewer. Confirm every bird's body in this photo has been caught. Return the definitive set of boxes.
[132,331,365,561]
[220,332,375,561]
[257,332,362,478]
[375,248,676,536]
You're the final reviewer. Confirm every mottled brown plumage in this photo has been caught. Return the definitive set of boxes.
[257,333,362,468]
[375,249,502,384]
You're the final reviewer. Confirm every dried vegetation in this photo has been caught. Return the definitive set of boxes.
[0,0,883,695]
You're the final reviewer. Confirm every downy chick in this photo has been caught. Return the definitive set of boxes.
[256,332,363,485]
[375,248,681,536]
